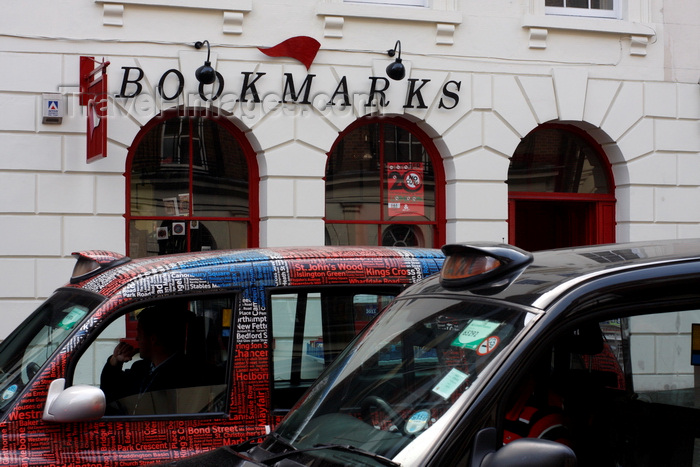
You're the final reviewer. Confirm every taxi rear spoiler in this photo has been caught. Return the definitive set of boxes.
[70,250,131,284]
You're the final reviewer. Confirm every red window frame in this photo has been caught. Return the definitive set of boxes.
[324,116,446,248]
[125,110,259,256]
[508,123,616,247]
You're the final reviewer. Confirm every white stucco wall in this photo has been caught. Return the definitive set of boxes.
[0,0,699,337]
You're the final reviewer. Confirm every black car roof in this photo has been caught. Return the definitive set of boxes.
[403,238,700,310]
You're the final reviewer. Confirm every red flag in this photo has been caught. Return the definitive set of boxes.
[258,36,320,70]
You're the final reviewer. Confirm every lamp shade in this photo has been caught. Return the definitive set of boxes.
[195,61,216,85]
[386,60,405,81]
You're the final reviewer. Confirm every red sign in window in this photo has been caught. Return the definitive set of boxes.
[387,162,425,217]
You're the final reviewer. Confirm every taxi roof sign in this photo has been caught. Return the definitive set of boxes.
[440,243,533,291]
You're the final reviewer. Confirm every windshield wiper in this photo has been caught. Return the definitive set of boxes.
[260,442,399,466]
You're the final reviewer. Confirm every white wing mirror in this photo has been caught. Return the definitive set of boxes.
[43,378,106,422]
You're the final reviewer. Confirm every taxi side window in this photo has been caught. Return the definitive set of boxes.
[73,297,232,416]
[504,309,700,467]
[270,290,395,416]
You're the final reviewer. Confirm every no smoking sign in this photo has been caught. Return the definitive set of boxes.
[476,336,500,356]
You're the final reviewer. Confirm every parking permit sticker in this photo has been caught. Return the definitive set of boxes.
[476,336,500,356]
[432,368,469,400]
[58,307,87,331]
[452,319,500,350]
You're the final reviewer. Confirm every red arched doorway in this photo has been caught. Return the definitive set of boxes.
[508,124,615,251]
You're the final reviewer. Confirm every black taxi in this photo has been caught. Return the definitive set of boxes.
[167,239,700,467]
[0,246,444,465]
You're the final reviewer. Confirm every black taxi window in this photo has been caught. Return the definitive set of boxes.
[73,297,232,416]
[501,308,700,467]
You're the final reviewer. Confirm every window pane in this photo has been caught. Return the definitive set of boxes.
[381,224,432,247]
[325,223,379,246]
[74,297,232,416]
[345,0,427,5]
[506,309,700,465]
[271,290,399,415]
[270,293,324,384]
[629,310,700,405]
[129,220,247,258]
[546,0,617,14]
[198,221,248,251]
[508,128,610,194]
[566,0,590,8]
[191,118,249,217]
[326,120,440,246]
[131,118,191,217]
[383,124,436,222]
[129,115,252,257]
[591,0,614,9]
[326,125,381,221]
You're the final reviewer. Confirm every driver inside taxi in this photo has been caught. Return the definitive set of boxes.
[100,303,203,414]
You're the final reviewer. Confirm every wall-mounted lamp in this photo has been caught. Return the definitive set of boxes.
[194,40,217,85]
[386,40,405,81]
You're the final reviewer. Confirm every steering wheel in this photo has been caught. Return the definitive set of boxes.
[361,395,405,433]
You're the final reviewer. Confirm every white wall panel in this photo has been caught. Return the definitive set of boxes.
[62,215,125,255]
[37,174,95,214]
[0,94,37,132]
[0,134,62,171]
[0,173,36,213]
[0,215,62,256]
[0,259,35,298]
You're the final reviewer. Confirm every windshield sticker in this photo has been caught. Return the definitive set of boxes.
[2,384,18,401]
[405,410,431,434]
[476,336,500,356]
[452,319,501,350]
[58,306,88,330]
[432,368,469,400]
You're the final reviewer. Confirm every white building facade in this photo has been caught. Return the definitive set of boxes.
[1,0,699,337]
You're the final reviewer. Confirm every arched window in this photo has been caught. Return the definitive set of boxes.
[508,124,615,251]
[127,112,258,257]
[325,117,445,247]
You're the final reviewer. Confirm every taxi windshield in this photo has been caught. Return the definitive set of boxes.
[269,295,532,466]
[0,290,102,413]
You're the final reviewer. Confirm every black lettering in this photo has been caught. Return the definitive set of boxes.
[237,72,266,103]
[366,76,390,108]
[157,69,184,101]
[329,76,350,107]
[281,73,315,104]
[403,78,431,109]
[198,72,225,101]
[116,67,144,98]
[438,80,461,110]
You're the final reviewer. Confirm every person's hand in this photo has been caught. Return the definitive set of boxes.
[109,342,137,367]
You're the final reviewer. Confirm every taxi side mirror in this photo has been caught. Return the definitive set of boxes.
[43,378,106,422]
[481,437,576,467]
